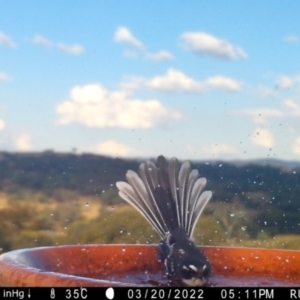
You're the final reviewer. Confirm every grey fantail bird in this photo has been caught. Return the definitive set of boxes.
[116,155,212,286]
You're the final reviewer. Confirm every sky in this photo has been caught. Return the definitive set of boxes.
[1,2,300,161]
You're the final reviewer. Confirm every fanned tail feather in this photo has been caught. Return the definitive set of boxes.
[116,155,212,238]
[116,181,165,238]
[178,161,191,230]
[139,161,170,234]
[189,191,212,237]
[168,157,181,227]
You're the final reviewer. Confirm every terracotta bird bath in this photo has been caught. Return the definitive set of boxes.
[0,245,300,287]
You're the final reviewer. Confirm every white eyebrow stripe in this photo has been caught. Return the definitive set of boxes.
[189,265,198,272]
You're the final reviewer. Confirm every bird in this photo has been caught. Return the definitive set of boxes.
[116,155,212,286]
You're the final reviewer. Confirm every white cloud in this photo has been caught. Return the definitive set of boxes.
[33,35,53,47]
[146,51,174,61]
[276,75,294,89]
[0,72,11,82]
[90,140,143,158]
[57,43,85,55]
[284,35,298,43]
[238,109,283,125]
[0,32,16,48]
[114,27,144,49]
[122,69,241,94]
[255,85,278,99]
[56,84,182,129]
[205,76,241,92]
[0,119,5,130]
[292,137,300,154]
[123,49,138,58]
[15,133,33,151]
[235,99,300,139]
[251,128,274,148]
[202,144,238,157]
[282,99,300,110]
[180,32,247,60]
[146,69,204,93]
[282,99,300,116]
[119,76,145,93]
[32,34,84,55]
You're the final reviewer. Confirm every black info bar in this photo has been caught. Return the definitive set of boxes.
[0,287,298,300]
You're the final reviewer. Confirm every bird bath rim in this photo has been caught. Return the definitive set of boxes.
[0,244,300,287]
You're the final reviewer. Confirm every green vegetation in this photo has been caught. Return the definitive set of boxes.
[1,151,300,254]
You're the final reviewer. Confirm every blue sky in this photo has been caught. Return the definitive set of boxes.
[1,2,300,161]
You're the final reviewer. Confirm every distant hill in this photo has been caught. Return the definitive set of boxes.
[0,151,299,196]
[0,151,300,235]
[228,158,300,171]
[0,151,140,197]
